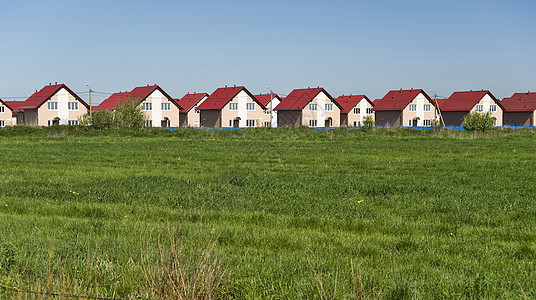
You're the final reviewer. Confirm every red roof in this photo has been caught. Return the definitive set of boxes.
[333,95,373,113]
[274,87,340,111]
[253,93,282,107]
[436,90,501,112]
[373,89,432,111]
[197,86,265,110]
[501,92,536,112]
[3,101,25,116]
[19,83,88,110]
[176,93,209,113]
[96,85,180,111]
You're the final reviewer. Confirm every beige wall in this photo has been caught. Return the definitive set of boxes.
[139,89,180,127]
[37,87,88,126]
[220,90,266,127]
[183,95,208,127]
[401,92,437,126]
[300,91,340,127]
[469,94,503,126]
[0,104,14,126]
[346,99,374,127]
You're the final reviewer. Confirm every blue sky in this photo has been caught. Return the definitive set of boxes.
[1,0,535,104]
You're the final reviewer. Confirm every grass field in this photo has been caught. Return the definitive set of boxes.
[0,127,535,299]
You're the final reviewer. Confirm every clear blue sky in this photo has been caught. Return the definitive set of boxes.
[1,0,535,104]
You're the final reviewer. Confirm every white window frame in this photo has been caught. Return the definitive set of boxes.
[353,121,358,127]
[229,103,238,111]
[246,119,255,127]
[309,103,317,111]
[490,105,497,112]
[424,104,431,112]
[47,102,58,111]
[409,104,416,112]
[325,104,333,111]
[161,103,171,111]
[409,120,413,126]
[309,119,317,127]
[353,107,360,114]
[68,120,79,126]
[229,120,233,127]
[475,105,484,112]
[246,103,255,111]
[0,120,5,127]
[366,108,373,114]
[264,108,271,115]
[0,106,4,113]
[142,102,152,111]
[194,106,199,114]
[68,102,79,111]
[423,119,431,126]
[145,120,152,127]
[264,121,271,127]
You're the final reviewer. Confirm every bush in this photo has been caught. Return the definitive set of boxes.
[79,96,146,129]
[463,112,495,132]
[361,115,375,129]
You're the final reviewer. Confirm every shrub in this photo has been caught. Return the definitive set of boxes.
[361,115,375,129]
[79,96,146,129]
[463,112,495,132]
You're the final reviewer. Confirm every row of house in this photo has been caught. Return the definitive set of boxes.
[1,83,535,128]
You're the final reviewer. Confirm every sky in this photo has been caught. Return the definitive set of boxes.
[1,0,535,104]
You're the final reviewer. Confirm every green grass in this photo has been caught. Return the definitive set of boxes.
[0,127,535,299]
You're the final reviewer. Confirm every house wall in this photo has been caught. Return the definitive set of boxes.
[401,92,437,126]
[442,112,467,126]
[0,104,14,126]
[200,110,221,127]
[140,89,180,127]
[277,111,301,127]
[469,94,503,126]
[341,113,348,127]
[375,111,402,127]
[503,111,534,126]
[347,99,374,127]
[179,113,188,127]
[37,88,88,126]
[184,95,207,127]
[262,97,280,127]
[220,90,266,127]
[300,91,340,127]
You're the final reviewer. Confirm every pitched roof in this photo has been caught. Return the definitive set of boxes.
[176,93,209,113]
[196,86,265,110]
[436,90,502,111]
[274,87,340,111]
[373,89,432,111]
[501,92,536,112]
[19,83,88,110]
[333,95,373,113]
[3,100,25,116]
[96,85,180,111]
[253,93,282,107]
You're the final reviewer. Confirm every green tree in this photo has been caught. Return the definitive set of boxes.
[463,111,495,132]
[79,96,147,129]
[361,115,375,129]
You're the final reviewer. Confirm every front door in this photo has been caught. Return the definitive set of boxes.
[233,119,240,128]
[325,118,332,127]
[161,119,169,127]
[412,119,418,126]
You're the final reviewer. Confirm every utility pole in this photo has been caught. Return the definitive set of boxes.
[267,86,273,127]
[433,92,445,126]
[86,83,93,118]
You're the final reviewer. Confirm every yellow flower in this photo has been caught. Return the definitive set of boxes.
[357,200,365,204]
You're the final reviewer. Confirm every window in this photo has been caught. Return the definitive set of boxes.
[142,102,152,111]
[0,120,4,127]
[0,106,4,113]
[309,103,317,111]
[325,104,333,111]
[246,119,256,127]
[229,120,233,127]
[366,108,373,114]
[194,106,199,114]
[229,103,238,111]
[409,104,416,112]
[353,121,358,127]
[161,103,170,111]
[246,103,255,111]
[353,107,360,114]
[309,119,317,127]
[490,105,497,112]
[68,102,78,111]
[145,120,152,127]
[68,120,79,125]
[47,102,58,111]
[476,105,483,112]
[423,119,431,126]
[264,108,271,115]
[264,121,271,127]
[48,120,52,126]
[424,104,431,112]
[409,120,413,126]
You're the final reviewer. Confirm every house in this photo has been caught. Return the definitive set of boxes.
[196,86,267,128]
[373,89,437,127]
[0,99,21,127]
[274,87,341,127]
[16,83,89,126]
[96,85,181,127]
[176,93,208,127]
[436,90,503,126]
[333,95,374,127]
[253,93,282,127]
[501,92,536,126]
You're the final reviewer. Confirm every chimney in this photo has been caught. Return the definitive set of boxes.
[49,83,51,86]
[225,85,227,88]
[55,82,57,85]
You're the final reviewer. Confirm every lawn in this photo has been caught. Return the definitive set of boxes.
[0,127,535,299]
